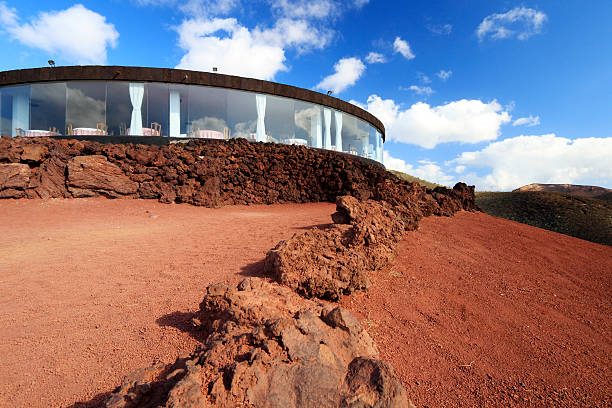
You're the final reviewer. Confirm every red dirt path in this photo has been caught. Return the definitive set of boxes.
[1,200,610,407]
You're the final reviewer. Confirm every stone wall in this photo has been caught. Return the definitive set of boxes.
[0,137,477,219]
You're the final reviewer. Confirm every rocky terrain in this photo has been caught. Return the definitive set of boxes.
[513,183,611,198]
[0,137,482,407]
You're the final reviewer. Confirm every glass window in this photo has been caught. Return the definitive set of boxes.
[265,95,295,144]
[169,84,189,137]
[226,89,257,141]
[66,82,106,133]
[294,101,320,147]
[188,86,228,138]
[106,81,149,136]
[342,114,370,157]
[0,85,30,137]
[30,83,66,135]
[147,83,168,136]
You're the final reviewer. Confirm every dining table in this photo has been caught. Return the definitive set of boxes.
[73,127,106,136]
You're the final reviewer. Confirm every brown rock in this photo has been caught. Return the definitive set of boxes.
[20,144,48,163]
[67,155,139,198]
[33,157,69,198]
[0,163,30,195]
[105,278,410,408]
[265,196,404,301]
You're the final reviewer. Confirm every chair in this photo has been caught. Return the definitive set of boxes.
[151,122,162,136]
[120,123,127,135]
[223,126,231,139]
[96,123,107,135]
[15,128,24,137]
[48,126,59,136]
[66,124,73,136]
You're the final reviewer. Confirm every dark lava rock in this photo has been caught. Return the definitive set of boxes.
[105,278,411,408]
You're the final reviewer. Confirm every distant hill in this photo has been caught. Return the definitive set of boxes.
[476,191,612,246]
[513,183,611,198]
[388,170,444,190]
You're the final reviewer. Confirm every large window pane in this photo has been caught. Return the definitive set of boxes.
[266,95,295,144]
[30,83,66,135]
[66,82,106,134]
[294,101,320,147]
[0,85,30,137]
[147,83,168,136]
[107,82,149,136]
[342,114,369,157]
[188,86,228,138]
[226,89,256,141]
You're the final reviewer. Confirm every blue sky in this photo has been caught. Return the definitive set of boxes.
[1,0,610,190]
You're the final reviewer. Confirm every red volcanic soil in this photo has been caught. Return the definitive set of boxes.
[0,199,335,408]
[0,200,610,407]
[343,212,612,407]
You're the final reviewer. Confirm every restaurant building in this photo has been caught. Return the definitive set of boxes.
[0,66,385,163]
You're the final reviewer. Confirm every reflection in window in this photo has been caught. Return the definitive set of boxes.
[342,114,370,157]
[0,85,30,137]
[66,82,106,133]
[227,90,257,141]
[266,95,294,144]
[147,83,168,136]
[294,101,318,147]
[30,83,66,135]
[189,86,228,138]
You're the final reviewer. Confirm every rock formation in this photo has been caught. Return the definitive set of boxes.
[265,196,405,300]
[105,278,411,408]
[0,137,476,219]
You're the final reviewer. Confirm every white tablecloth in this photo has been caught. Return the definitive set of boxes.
[23,130,52,137]
[284,138,308,146]
[74,127,106,136]
[193,129,225,139]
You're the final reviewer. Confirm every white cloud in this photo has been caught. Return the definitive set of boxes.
[353,0,370,8]
[360,95,511,148]
[383,152,455,187]
[393,36,415,60]
[0,3,118,65]
[437,70,452,81]
[315,57,365,94]
[427,23,452,35]
[365,52,386,64]
[135,0,240,16]
[451,135,612,190]
[417,72,431,84]
[512,115,540,127]
[175,17,330,80]
[270,0,337,20]
[406,85,434,96]
[477,7,547,41]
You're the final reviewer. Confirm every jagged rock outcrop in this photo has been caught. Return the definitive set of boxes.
[0,137,477,217]
[67,155,139,198]
[265,196,404,301]
[0,163,30,198]
[105,278,411,408]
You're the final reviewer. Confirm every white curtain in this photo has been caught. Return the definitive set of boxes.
[310,107,322,148]
[129,83,144,136]
[376,131,382,162]
[256,94,266,142]
[323,108,331,150]
[334,111,343,152]
[169,90,180,137]
[12,92,30,137]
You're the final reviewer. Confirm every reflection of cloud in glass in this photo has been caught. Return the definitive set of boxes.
[232,120,256,139]
[295,106,319,132]
[67,87,105,127]
[191,116,227,131]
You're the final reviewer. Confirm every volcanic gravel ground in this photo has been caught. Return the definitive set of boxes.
[1,201,610,407]
[0,199,335,408]
[343,211,612,407]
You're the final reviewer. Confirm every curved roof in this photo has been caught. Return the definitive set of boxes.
[0,65,385,140]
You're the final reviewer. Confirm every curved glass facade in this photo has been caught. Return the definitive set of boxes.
[0,81,384,162]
